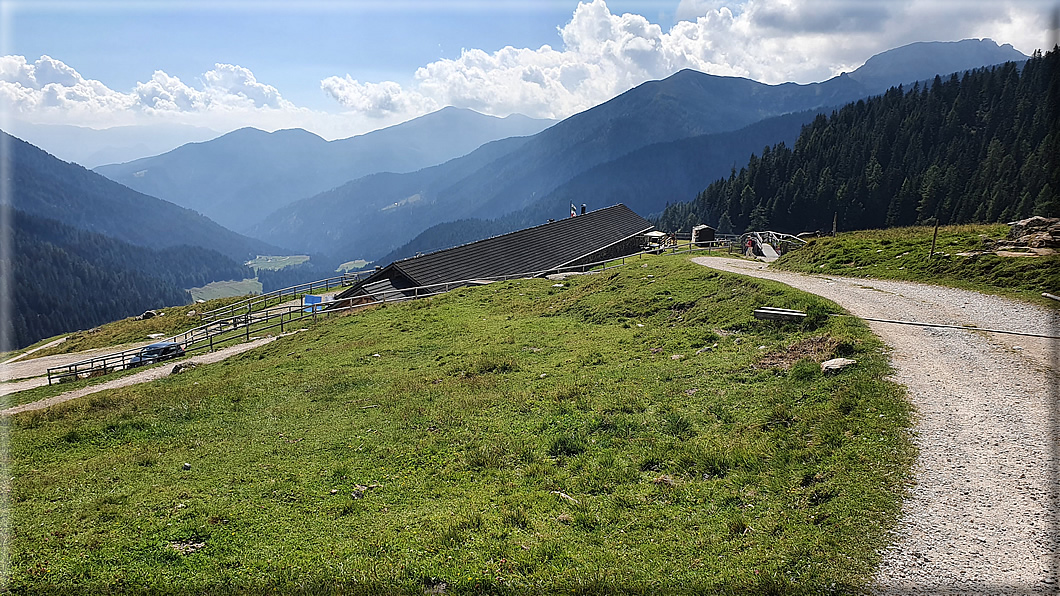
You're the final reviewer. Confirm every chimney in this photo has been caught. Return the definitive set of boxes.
[581,204,587,215]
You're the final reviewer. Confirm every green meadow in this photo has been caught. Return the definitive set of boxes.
[6,255,914,594]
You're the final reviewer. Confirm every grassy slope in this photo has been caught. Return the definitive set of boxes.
[17,297,249,361]
[773,225,1060,306]
[7,255,914,594]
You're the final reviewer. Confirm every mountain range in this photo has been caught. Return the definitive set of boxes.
[243,39,1026,263]
[2,121,219,169]
[95,108,555,232]
[2,131,277,262]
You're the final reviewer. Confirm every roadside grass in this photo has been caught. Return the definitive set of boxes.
[246,255,310,271]
[23,297,246,360]
[189,279,263,302]
[7,255,914,593]
[774,225,1060,306]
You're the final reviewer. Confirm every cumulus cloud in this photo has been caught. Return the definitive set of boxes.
[320,76,438,117]
[321,0,1049,123]
[0,55,135,114]
[0,54,315,135]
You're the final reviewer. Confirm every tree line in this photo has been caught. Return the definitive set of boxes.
[656,48,1059,234]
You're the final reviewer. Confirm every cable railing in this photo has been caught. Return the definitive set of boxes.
[45,241,735,385]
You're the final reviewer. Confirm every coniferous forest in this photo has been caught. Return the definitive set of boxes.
[5,210,252,350]
[657,49,1059,234]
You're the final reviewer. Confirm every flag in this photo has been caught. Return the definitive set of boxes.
[570,203,577,217]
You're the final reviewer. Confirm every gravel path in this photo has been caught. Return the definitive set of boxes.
[1,336,68,365]
[1,334,284,416]
[0,340,156,384]
[692,256,1059,594]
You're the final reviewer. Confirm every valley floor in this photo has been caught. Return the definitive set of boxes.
[693,256,1060,593]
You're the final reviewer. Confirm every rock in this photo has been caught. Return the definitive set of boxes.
[696,343,718,354]
[1008,216,1059,239]
[670,354,684,360]
[172,362,198,374]
[821,358,857,373]
[330,489,338,495]
[1021,231,1060,249]
[186,310,196,317]
[182,462,191,470]
[140,310,157,320]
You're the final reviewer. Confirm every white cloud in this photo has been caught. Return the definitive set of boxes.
[319,0,1050,123]
[0,55,301,120]
[0,55,390,138]
[320,76,438,117]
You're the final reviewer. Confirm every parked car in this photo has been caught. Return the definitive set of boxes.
[129,341,185,368]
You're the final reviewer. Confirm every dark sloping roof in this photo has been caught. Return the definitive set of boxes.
[337,204,652,299]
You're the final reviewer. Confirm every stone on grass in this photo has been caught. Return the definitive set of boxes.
[182,462,191,470]
[821,358,857,373]
[172,362,198,374]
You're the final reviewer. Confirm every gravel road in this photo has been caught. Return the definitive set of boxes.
[692,256,1059,594]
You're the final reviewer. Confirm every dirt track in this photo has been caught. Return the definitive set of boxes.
[0,335,283,416]
[692,256,1059,593]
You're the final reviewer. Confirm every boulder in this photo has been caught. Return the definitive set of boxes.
[1008,217,1060,241]
[139,310,157,320]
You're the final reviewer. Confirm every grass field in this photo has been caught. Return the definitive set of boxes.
[338,259,370,272]
[188,279,262,302]
[6,255,914,593]
[774,225,1060,306]
[245,255,311,271]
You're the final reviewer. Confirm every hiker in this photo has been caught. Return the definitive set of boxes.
[745,237,755,256]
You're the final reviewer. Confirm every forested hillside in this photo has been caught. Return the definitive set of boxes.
[5,210,252,350]
[1,131,278,262]
[657,50,1058,234]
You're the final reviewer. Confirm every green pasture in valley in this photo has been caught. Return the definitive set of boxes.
[188,279,263,303]
[245,255,311,271]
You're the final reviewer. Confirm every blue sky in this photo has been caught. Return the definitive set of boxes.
[0,0,1053,139]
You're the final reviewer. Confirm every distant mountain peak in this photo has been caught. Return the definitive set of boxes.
[848,38,1028,91]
